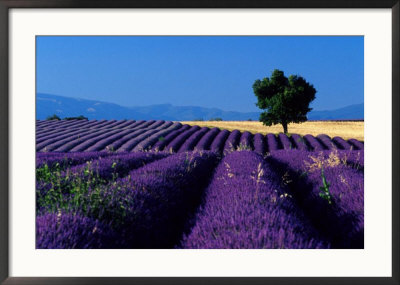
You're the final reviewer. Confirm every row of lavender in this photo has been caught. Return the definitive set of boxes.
[36,151,219,248]
[181,149,363,249]
[37,119,364,153]
[36,148,363,249]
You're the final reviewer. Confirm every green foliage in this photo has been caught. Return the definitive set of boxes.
[253,69,316,133]
[46,114,61,121]
[64,115,88,120]
[158,136,165,142]
[318,167,332,204]
[36,161,120,217]
[193,118,204,121]
[209,118,223,121]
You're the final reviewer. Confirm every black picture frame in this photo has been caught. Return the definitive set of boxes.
[1,1,399,284]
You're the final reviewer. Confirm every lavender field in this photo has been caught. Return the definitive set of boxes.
[36,119,364,153]
[36,119,364,249]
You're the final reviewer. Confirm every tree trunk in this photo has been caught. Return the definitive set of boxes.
[282,122,288,134]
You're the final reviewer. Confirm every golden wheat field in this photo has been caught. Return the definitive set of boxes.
[179,121,364,141]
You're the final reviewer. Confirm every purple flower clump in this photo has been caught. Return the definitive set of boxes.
[36,212,115,249]
[332,136,352,150]
[268,150,364,248]
[210,129,230,154]
[223,130,241,154]
[178,127,209,152]
[278,133,292,150]
[132,121,179,151]
[316,134,336,150]
[195,127,220,151]
[67,152,170,181]
[303,134,324,151]
[94,151,220,248]
[253,133,267,155]
[290,134,308,151]
[239,131,253,149]
[348,139,364,150]
[180,150,329,249]
[151,124,191,151]
[166,126,201,152]
[266,133,280,152]
[36,152,111,170]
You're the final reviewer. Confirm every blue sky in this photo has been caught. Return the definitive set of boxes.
[36,36,363,112]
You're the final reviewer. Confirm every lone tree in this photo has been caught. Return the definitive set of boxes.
[253,69,316,134]
[46,114,61,120]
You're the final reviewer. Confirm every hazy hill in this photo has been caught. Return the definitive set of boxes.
[36,93,363,121]
[307,104,364,120]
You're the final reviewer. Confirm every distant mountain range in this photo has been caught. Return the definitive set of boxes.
[307,104,364,120]
[36,93,364,121]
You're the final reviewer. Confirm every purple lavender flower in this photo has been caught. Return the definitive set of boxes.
[303,134,325,151]
[180,151,329,249]
[90,151,219,248]
[332,136,352,150]
[348,139,364,150]
[253,133,267,155]
[178,127,209,152]
[36,212,116,249]
[36,152,111,170]
[268,150,364,248]
[166,126,201,152]
[290,134,308,151]
[151,124,191,151]
[195,127,220,151]
[238,131,253,150]
[266,133,279,152]
[316,134,336,150]
[223,130,241,154]
[210,130,230,154]
[278,133,292,150]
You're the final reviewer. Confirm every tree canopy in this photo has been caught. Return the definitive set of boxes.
[253,69,316,133]
[46,114,61,121]
[64,115,88,120]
